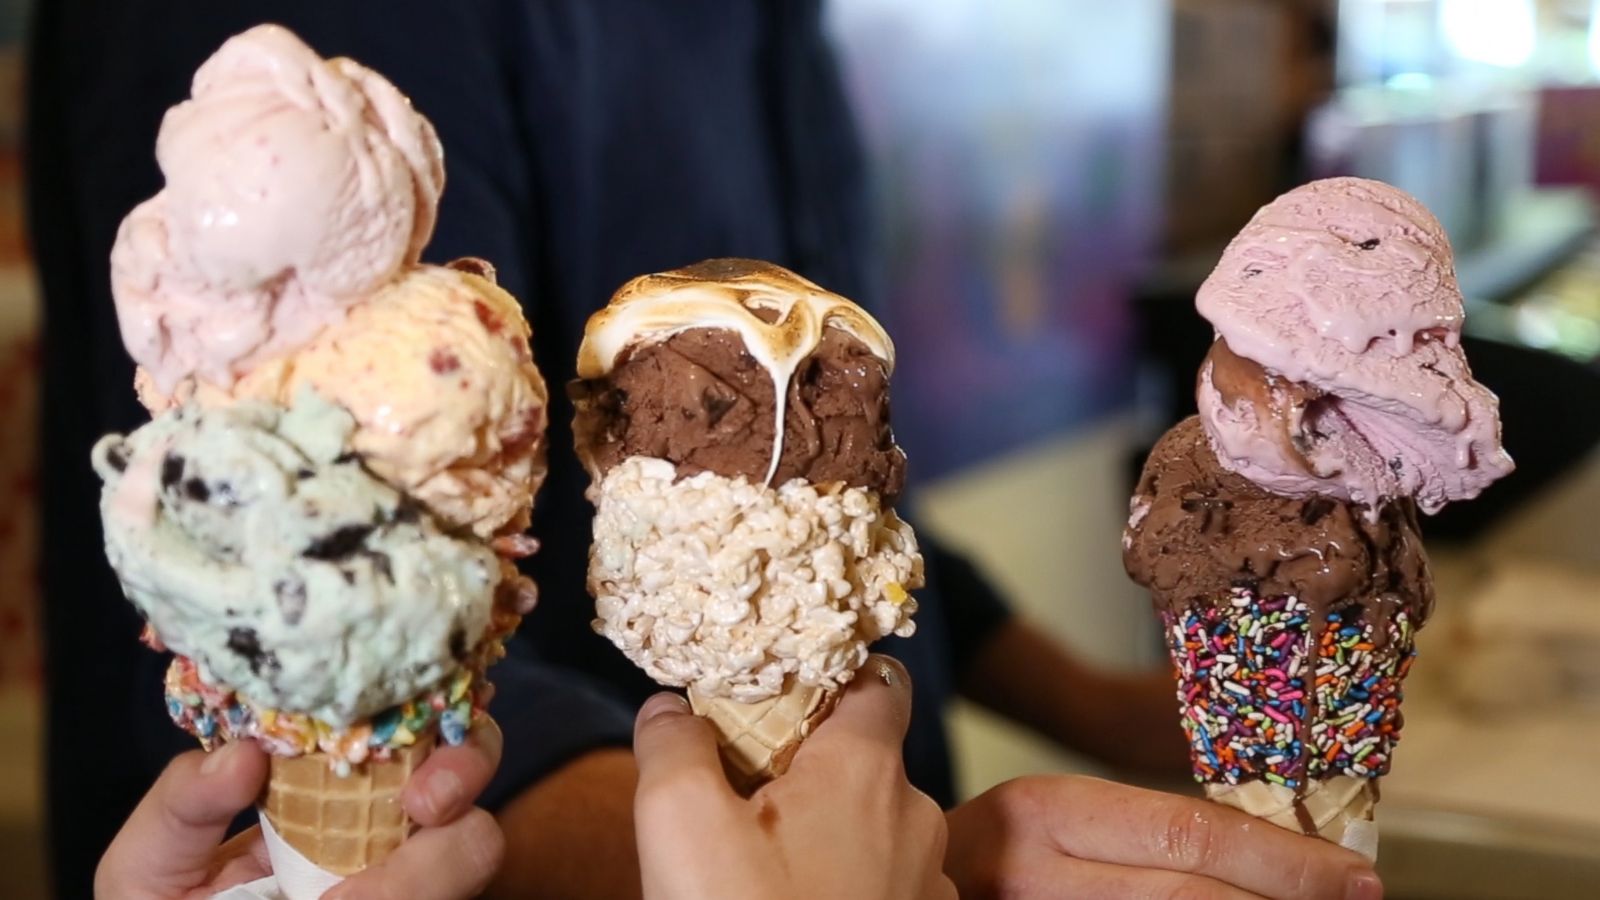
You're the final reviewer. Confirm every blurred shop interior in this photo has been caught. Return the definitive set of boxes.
[0,1,1597,897]
[837,2,1600,897]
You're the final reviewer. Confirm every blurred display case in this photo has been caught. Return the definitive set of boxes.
[1316,1,1600,328]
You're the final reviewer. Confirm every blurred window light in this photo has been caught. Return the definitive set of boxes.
[1385,72,1436,90]
[1589,0,1600,77]
[1440,0,1536,68]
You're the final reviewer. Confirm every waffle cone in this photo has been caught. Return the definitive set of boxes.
[687,681,838,794]
[1207,776,1379,858]
[261,741,433,875]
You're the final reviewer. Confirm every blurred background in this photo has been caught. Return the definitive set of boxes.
[2,0,1599,896]
[826,2,1600,897]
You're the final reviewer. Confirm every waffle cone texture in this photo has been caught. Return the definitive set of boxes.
[688,681,838,794]
[261,740,432,874]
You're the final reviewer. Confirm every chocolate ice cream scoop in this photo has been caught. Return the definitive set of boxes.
[572,258,905,499]
[1124,417,1432,623]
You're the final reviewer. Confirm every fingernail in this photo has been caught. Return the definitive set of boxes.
[200,742,235,776]
[639,693,689,723]
[1345,870,1383,900]
[421,768,464,819]
[867,655,907,687]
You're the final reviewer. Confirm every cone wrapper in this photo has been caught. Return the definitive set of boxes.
[204,803,355,900]
[688,681,838,794]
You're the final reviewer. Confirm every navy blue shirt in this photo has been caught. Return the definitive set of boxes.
[29,3,1013,895]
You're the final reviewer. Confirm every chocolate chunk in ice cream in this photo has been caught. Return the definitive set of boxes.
[572,323,906,501]
[1124,417,1432,621]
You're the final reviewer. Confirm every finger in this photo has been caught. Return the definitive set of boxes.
[924,875,961,900]
[805,653,914,751]
[403,718,504,826]
[205,828,273,893]
[204,826,270,883]
[95,741,269,896]
[322,807,504,900]
[1022,852,1265,900]
[1050,779,1382,900]
[631,692,736,806]
[904,789,956,900]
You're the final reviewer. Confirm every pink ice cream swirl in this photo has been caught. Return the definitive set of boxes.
[110,23,445,394]
[1194,177,1513,514]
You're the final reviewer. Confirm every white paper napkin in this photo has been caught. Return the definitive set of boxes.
[209,810,346,900]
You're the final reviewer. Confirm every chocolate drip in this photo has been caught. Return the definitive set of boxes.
[1293,797,1317,834]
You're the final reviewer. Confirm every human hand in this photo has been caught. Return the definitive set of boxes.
[94,740,272,899]
[96,721,506,900]
[944,775,1383,899]
[632,655,956,900]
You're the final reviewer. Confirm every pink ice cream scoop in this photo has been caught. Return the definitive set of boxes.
[1195,177,1513,513]
[111,23,445,394]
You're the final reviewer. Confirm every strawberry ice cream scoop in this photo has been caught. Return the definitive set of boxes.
[111,23,444,394]
[1195,177,1513,513]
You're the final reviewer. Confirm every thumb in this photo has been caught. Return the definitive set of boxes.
[806,654,915,751]
[631,692,733,804]
[96,741,270,898]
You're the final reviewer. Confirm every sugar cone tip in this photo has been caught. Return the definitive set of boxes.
[687,682,837,795]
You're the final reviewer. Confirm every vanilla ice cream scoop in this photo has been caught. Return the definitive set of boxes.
[112,24,444,394]
[92,390,498,725]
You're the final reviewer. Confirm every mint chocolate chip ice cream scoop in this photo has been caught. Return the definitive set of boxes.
[93,389,498,725]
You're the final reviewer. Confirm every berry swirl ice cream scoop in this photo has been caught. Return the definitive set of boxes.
[1195,177,1513,513]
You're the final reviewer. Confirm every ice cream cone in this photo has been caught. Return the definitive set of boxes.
[260,740,433,875]
[688,680,839,794]
[1208,777,1379,858]
[1124,180,1512,868]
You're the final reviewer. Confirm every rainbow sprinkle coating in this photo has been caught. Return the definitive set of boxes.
[1165,587,1414,788]
[165,655,483,774]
